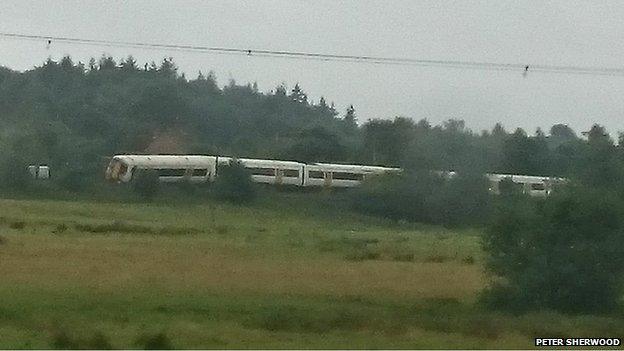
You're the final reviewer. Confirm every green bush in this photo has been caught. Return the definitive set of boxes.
[351,171,492,226]
[481,186,624,313]
[0,155,30,192]
[213,160,256,204]
[498,177,523,197]
[135,332,173,350]
[50,330,78,349]
[57,168,92,192]
[249,304,367,333]
[132,169,160,200]
[85,332,113,350]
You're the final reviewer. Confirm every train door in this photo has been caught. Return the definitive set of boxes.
[276,168,283,185]
[324,171,332,187]
[183,168,192,181]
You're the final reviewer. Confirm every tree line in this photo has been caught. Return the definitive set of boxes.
[1,55,623,192]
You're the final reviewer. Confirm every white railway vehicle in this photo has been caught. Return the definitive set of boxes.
[304,163,402,187]
[27,165,50,179]
[105,155,217,183]
[105,154,566,196]
[218,157,305,185]
[486,173,566,196]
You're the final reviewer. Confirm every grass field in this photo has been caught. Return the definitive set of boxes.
[0,193,622,349]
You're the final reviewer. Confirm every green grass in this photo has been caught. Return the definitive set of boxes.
[0,194,621,349]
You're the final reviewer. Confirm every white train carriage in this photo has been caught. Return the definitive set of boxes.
[304,163,401,187]
[105,155,217,183]
[218,157,305,186]
[486,173,566,196]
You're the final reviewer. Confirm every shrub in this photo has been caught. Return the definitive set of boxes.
[392,253,415,262]
[132,169,160,200]
[0,154,30,192]
[50,330,78,349]
[57,168,92,192]
[85,332,113,350]
[136,332,174,350]
[351,171,492,226]
[498,176,523,197]
[461,255,475,264]
[9,221,26,230]
[249,304,367,333]
[213,160,256,204]
[481,186,624,313]
[53,223,68,234]
[344,248,380,261]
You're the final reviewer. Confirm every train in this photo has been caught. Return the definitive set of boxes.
[105,154,566,196]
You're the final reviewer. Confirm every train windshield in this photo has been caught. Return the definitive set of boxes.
[106,158,129,181]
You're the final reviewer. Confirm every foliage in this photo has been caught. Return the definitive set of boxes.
[132,169,160,200]
[481,186,624,313]
[213,160,257,204]
[281,126,346,162]
[135,332,173,350]
[351,171,492,226]
[58,167,92,192]
[0,156,29,192]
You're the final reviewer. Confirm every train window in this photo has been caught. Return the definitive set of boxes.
[282,169,300,178]
[118,162,128,175]
[250,168,275,176]
[157,169,186,177]
[332,172,364,181]
[192,169,208,176]
[308,171,325,179]
[531,183,546,191]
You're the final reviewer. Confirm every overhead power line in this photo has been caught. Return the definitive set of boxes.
[1,31,624,77]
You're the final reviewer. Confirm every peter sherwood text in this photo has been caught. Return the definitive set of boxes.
[535,338,621,347]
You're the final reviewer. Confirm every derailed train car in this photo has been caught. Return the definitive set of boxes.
[485,173,567,197]
[105,155,217,183]
[105,154,400,188]
[105,154,565,195]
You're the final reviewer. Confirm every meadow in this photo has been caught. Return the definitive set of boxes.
[0,192,622,349]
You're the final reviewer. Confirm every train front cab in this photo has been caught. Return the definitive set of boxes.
[106,155,217,184]
[105,157,133,183]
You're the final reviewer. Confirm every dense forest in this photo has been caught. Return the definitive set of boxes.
[0,55,622,191]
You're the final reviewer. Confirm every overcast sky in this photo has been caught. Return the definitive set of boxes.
[2,0,624,135]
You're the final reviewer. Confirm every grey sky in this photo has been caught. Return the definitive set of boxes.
[2,0,624,135]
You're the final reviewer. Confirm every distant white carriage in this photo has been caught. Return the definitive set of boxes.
[485,173,567,197]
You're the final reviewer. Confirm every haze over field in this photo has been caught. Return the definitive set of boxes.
[2,0,624,132]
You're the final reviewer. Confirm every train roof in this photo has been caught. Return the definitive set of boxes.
[312,162,401,173]
[112,155,216,168]
[486,173,567,183]
[218,157,304,167]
